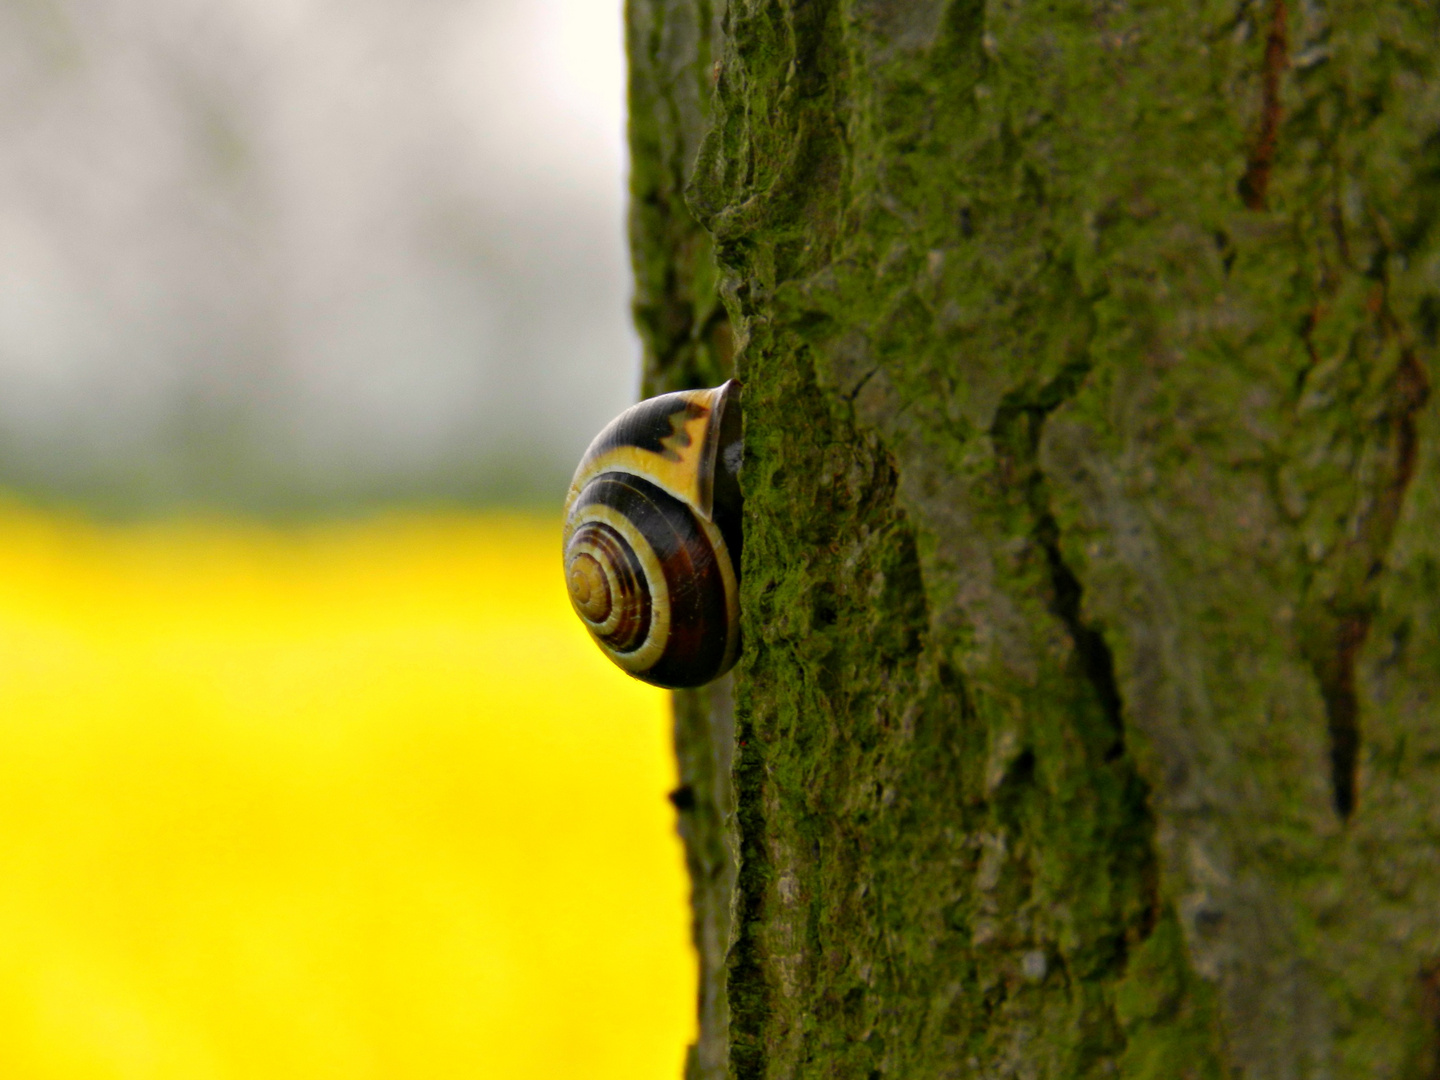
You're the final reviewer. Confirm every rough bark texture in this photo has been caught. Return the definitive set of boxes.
[627,1,1440,1077]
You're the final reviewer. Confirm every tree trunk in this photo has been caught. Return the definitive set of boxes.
[626,2,1440,1077]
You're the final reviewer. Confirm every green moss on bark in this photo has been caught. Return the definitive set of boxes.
[628,0,1440,1076]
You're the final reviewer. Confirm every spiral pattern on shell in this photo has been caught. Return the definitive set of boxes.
[565,520,649,654]
[561,382,741,689]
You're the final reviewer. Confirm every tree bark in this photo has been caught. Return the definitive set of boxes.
[627,2,1440,1077]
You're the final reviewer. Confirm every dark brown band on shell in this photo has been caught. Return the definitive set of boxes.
[572,472,730,688]
[582,395,708,465]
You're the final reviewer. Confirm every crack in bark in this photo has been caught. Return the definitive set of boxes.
[992,363,1129,762]
[1321,342,1427,819]
[1035,511,1127,760]
[1313,612,1369,819]
[1308,349,1428,819]
[844,365,880,404]
[1007,373,1176,1007]
[993,371,1162,956]
[1238,0,1288,211]
[1295,216,1430,817]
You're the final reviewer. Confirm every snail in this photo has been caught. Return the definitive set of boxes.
[562,381,742,689]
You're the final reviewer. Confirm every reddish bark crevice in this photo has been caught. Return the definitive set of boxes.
[1314,349,1430,820]
[1389,351,1430,499]
[1239,0,1289,211]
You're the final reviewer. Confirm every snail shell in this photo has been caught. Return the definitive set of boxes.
[562,381,742,689]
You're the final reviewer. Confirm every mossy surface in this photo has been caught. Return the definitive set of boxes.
[629,1,1440,1076]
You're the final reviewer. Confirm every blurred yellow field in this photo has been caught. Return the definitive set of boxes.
[0,505,694,1079]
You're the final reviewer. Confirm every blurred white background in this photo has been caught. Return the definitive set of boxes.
[0,0,637,514]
